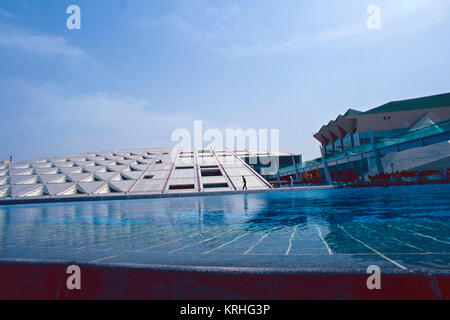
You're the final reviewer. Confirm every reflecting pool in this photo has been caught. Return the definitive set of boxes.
[0,184,449,272]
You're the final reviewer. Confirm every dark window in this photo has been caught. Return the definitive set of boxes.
[169,184,195,190]
[201,168,222,177]
[203,183,228,189]
[175,166,194,170]
[143,175,154,179]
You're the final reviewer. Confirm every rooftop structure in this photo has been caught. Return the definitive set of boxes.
[0,148,296,203]
[275,93,450,185]
[314,92,450,157]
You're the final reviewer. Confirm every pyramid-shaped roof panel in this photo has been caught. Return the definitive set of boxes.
[0,148,273,204]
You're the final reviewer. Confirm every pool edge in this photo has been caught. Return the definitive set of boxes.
[0,259,448,299]
[0,185,336,206]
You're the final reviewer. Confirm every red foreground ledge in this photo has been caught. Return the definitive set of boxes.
[0,261,448,300]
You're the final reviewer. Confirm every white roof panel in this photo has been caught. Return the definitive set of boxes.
[1,147,272,202]
[78,181,106,194]
[45,183,76,196]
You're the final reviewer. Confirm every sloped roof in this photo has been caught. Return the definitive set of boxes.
[364,92,450,114]
[0,148,273,203]
[344,109,363,116]
[313,93,450,143]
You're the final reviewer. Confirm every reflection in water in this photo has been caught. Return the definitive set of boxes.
[0,184,449,269]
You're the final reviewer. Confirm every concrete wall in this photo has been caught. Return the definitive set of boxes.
[354,107,450,133]
[368,140,450,175]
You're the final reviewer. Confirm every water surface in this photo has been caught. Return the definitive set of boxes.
[0,184,449,272]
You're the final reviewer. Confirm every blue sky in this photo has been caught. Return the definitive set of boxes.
[0,0,449,161]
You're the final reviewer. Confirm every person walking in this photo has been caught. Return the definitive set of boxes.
[242,175,247,190]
